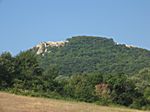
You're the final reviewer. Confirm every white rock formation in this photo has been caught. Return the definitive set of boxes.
[125,44,135,48]
[115,42,135,48]
[35,41,68,55]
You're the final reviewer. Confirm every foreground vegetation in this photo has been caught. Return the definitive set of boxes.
[0,36,150,110]
[0,92,149,112]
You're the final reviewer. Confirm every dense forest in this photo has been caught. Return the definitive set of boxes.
[0,36,150,110]
[39,36,150,75]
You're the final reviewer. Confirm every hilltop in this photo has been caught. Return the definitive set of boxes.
[33,36,150,75]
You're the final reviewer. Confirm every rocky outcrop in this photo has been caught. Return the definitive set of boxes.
[35,41,68,55]
[125,44,135,48]
[115,42,135,48]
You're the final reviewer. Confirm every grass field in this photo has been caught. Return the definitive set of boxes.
[0,92,149,112]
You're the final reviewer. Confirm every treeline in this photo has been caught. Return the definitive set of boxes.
[0,51,150,110]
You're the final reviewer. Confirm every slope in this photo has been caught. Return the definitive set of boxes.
[37,36,150,75]
[0,92,149,112]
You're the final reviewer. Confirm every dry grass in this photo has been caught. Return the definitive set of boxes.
[0,92,149,112]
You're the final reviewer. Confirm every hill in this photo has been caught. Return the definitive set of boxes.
[0,92,148,112]
[35,36,150,75]
[1,36,150,110]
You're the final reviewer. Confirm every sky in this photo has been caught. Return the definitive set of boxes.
[0,0,150,55]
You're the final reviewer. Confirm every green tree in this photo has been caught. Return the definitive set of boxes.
[105,74,137,106]
[42,65,61,92]
[0,52,15,89]
[63,74,97,102]
[131,68,150,93]
[13,51,43,91]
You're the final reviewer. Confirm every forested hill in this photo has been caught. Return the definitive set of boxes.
[36,36,150,75]
[1,36,150,109]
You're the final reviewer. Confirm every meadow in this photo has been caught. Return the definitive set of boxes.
[0,92,149,112]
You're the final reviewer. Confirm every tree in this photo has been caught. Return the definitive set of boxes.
[0,52,15,89]
[13,51,43,91]
[63,74,97,102]
[42,65,61,92]
[131,68,150,93]
[144,87,150,102]
[105,74,137,106]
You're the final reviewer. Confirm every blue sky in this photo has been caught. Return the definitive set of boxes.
[0,0,150,55]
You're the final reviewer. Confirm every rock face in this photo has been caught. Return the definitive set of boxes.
[35,41,68,55]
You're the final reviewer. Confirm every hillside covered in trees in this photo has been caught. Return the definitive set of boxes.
[0,36,150,110]
[38,36,150,75]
